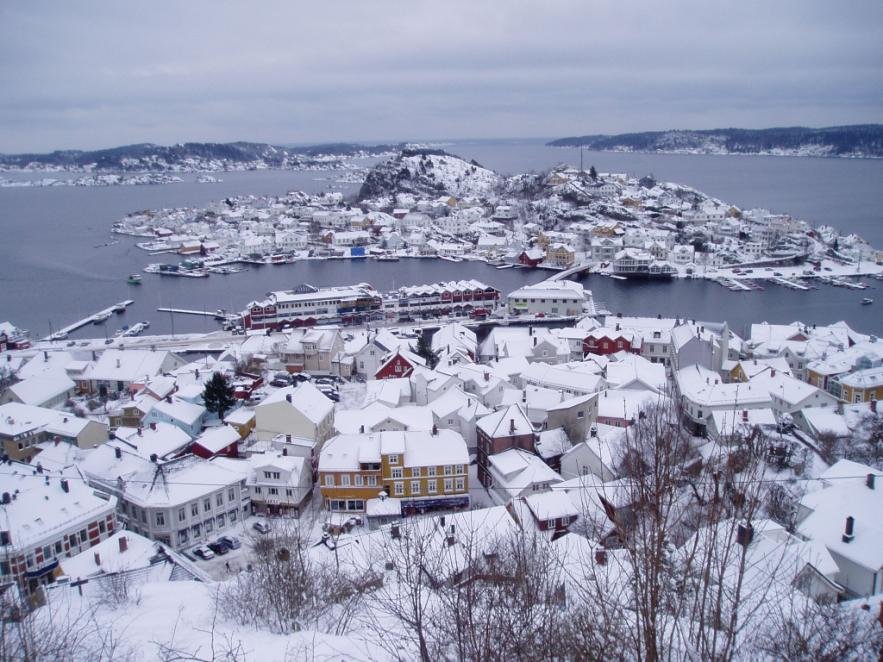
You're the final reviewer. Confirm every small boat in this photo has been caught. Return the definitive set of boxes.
[50,331,68,341]
[376,255,400,262]
[439,255,464,263]
[861,298,873,305]
[495,263,514,269]
[112,303,127,314]
[127,274,142,285]
[93,311,112,324]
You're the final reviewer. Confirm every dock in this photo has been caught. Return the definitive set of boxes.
[45,300,134,340]
[770,276,811,291]
[157,307,219,317]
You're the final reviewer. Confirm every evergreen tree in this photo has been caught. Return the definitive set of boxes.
[412,331,440,369]
[202,371,237,420]
[589,165,598,181]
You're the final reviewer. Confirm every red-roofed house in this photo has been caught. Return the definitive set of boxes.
[375,349,425,380]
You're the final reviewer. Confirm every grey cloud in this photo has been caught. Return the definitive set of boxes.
[0,1,881,151]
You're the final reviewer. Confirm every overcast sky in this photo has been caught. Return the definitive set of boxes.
[1,1,881,152]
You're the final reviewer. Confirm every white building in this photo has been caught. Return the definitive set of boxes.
[507,280,594,317]
[254,383,336,443]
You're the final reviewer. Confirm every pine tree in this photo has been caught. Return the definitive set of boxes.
[589,165,598,181]
[202,371,237,420]
[412,331,440,369]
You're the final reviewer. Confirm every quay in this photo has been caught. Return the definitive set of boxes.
[45,300,134,340]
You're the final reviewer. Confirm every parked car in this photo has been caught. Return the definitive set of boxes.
[218,535,241,550]
[207,541,229,555]
[292,373,312,383]
[253,521,272,535]
[192,545,215,560]
[270,377,290,387]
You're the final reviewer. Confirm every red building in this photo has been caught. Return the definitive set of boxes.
[191,426,241,459]
[582,328,641,356]
[374,349,424,380]
[517,248,545,267]
[475,404,536,488]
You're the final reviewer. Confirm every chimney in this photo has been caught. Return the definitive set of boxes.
[195,369,200,380]
[432,424,438,436]
[359,425,365,434]
[150,453,158,463]
[736,522,754,547]
[439,515,446,528]
[116,358,121,369]
[149,422,156,431]
[286,434,292,443]
[842,516,855,543]
[166,395,172,403]
[285,393,292,403]
[866,474,876,490]
[741,410,748,422]
[94,552,101,566]
[590,426,597,438]
[522,390,527,403]
[114,446,122,459]
[137,427,142,436]
[282,446,289,457]
[60,479,69,493]
[118,536,128,553]
[533,336,537,347]
[484,372,489,382]
[43,350,49,362]
[594,549,607,565]
[770,368,776,378]
[509,418,516,434]
[615,323,620,331]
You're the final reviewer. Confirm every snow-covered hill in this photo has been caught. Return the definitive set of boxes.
[358,149,502,201]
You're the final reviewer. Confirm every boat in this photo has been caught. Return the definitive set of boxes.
[495,263,514,269]
[112,302,127,314]
[93,311,112,324]
[127,274,142,285]
[439,255,464,263]
[50,331,68,341]
[862,298,873,305]
[376,255,400,262]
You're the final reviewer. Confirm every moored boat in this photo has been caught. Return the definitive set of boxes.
[127,273,142,285]
[861,297,873,305]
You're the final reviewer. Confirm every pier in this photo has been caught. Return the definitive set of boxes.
[45,300,134,340]
[158,307,221,317]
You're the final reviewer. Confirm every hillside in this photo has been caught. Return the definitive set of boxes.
[0,141,400,172]
[358,148,502,201]
[548,124,883,158]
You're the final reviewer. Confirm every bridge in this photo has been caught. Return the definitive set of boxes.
[547,261,595,281]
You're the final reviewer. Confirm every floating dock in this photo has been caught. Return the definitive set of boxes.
[45,300,134,340]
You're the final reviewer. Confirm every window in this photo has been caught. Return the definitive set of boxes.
[216,493,224,507]
[577,410,585,419]
[155,512,165,527]
[98,520,106,534]
[229,509,238,523]
[254,486,262,494]
[444,465,453,476]
[455,478,465,491]
[263,471,281,480]
[411,481,421,495]
[410,467,421,478]
[455,464,465,474]
[228,487,235,501]
[367,475,377,487]
[177,530,189,545]
[427,466,437,477]
[191,503,199,517]
[178,508,186,522]
[324,474,335,487]
[428,480,437,494]
[354,474,364,487]
[391,468,403,479]
[286,488,293,497]
[54,540,63,555]
[203,498,211,512]
[388,454,398,465]
[394,482,404,496]
[444,479,454,493]
[205,519,214,533]
[191,523,201,537]
[216,514,226,529]
[269,487,278,496]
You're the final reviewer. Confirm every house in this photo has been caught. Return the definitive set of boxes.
[280,328,344,374]
[0,373,76,409]
[318,428,469,515]
[375,348,425,380]
[560,425,627,482]
[545,243,576,268]
[583,328,642,356]
[517,247,545,267]
[506,280,593,318]
[476,403,536,488]
[223,407,255,439]
[143,395,206,437]
[333,402,435,435]
[796,460,883,597]
[487,448,564,503]
[108,395,155,429]
[191,425,241,459]
[675,365,770,434]
[513,491,579,538]
[248,451,313,517]
[0,402,109,462]
[0,460,118,595]
[113,422,192,461]
[79,448,249,550]
[431,323,477,361]
[253,383,335,444]
[78,349,187,396]
[833,366,883,404]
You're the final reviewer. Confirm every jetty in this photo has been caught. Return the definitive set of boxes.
[45,300,134,340]
[157,307,219,317]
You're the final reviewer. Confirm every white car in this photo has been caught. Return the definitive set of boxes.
[192,545,215,560]
[252,521,272,535]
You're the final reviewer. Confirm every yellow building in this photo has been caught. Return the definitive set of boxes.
[318,429,470,515]
[545,243,576,268]
[834,366,883,404]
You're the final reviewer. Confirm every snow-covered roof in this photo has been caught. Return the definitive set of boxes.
[114,422,192,460]
[320,429,468,472]
[60,531,160,579]
[477,403,533,438]
[334,402,434,434]
[257,382,334,424]
[507,279,587,300]
[0,402,98,439]
[522,490,579,522]
[488,448,562,497]
[6,373,75,406]
[192,426,240,454]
